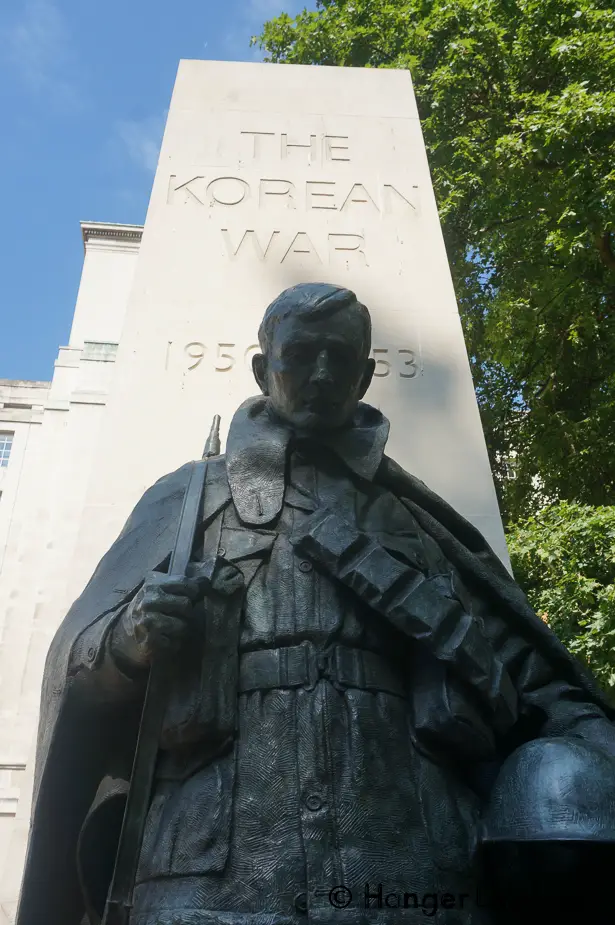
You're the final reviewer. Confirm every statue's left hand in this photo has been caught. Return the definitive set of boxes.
[109,560,243,672]
[110,572,203,669]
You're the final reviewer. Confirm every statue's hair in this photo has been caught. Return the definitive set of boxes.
[258,283,372,358]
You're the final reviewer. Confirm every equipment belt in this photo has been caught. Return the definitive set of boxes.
[238,641,406,697]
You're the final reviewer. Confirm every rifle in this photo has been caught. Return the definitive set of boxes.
[102,415,221,925]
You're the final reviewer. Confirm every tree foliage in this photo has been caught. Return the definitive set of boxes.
[508,502,615,697]
[255,0,615,522]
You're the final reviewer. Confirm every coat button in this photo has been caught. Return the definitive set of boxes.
[299,560,312,573]
[305,793,323,811]
[87,646,96,662]
[294,892,308,914]
[218,546,226,557]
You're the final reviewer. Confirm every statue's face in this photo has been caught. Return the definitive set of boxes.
[253,306,375,432]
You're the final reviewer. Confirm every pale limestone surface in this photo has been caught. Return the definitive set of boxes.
[0,223,142,914]
[0,381,49,925]
[0,60,509,912]
[74,60,509,610]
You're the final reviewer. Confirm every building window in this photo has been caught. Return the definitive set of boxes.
[0,432,14,468]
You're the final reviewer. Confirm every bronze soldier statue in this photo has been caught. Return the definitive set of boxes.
[16,284,615,925]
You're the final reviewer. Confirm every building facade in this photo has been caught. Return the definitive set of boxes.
[0,222,142,923]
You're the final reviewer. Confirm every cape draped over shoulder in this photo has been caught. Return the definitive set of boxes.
[15,413,614,925]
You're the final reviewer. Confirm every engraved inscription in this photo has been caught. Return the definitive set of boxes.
[215,344,236,371]
[241,131,275,157]
[242,132,351,163]
[328,233,368,267]
[179,342,255,373]
[372,348,420,379]
[372,348,391,378]
[207,177,250,206]
[176,342,420,379]
[185,342,207,369]
[340,183,379,213]
[306,181,336,210]
[383,184,417,214]
[167,176,205,206]
[244,344,260,365]
[260,179,296,209]
[169,175,418,214]
[281,133,318,163]
[282,232,322,264]
[221,228,280,260]
[221,228,367,266]
[181,343,252,373]
[324,135,350,162]
[398,348,419,378]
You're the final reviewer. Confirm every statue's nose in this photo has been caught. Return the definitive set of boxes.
[310,351,333,385]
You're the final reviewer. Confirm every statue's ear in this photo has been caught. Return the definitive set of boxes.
[358,357,376,400]
[252,353,268,394]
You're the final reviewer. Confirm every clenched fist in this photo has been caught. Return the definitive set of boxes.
[110,571,203,671]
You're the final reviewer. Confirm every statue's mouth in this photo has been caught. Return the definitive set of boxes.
[304,393,339,412]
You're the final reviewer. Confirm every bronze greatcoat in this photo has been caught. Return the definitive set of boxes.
[16,399,615,925]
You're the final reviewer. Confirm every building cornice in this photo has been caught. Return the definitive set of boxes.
[81,221,144,252]
[0,380,51,389]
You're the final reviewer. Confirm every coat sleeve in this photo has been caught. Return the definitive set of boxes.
[468,587,615,760]
[377,457,615,718]
[68,599,148,702]
[15,465,191,925]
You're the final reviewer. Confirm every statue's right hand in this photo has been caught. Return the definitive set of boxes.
[110,572,202,670]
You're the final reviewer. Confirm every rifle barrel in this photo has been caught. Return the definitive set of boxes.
[203,415,221,459]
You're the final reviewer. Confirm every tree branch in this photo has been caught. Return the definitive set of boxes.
[476,210,546,235]
[595,231,615,271]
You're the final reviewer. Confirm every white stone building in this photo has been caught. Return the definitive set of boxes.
[0,222,142,923]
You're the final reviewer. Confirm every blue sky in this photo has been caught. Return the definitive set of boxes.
[0,0,313,382]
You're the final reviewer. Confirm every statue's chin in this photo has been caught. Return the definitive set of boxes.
[274,405,351,435]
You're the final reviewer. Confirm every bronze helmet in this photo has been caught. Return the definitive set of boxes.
[476,736,615,923]
[480,735,615,845]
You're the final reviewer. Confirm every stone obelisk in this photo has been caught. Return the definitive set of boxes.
[73,60,509,582]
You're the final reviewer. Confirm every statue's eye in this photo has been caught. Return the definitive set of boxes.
[329,344,354,364]
[284,345,312,362]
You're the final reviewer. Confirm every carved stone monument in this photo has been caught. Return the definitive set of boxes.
[64,59,509,604]
[14,61,615,925]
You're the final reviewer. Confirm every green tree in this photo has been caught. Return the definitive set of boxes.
[508,502,615,697]
[255,1,615,522]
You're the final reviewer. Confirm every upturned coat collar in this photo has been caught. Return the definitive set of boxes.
[225,395,390,526]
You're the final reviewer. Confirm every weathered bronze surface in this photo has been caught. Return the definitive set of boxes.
[16,284,615,925]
